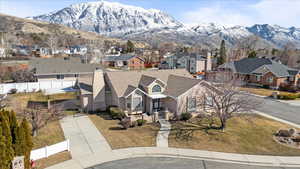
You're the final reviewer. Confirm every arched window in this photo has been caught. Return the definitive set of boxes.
[152,85,162,93]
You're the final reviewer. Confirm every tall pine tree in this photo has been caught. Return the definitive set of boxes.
[8,111,20,155]
[0,111,14,169]
[0,125,7,169]
[218,40,226,65]
[126,40,135,53]
[21,119,33,169]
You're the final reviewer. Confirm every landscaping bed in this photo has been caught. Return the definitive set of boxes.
[89,113,160,149]
[169,114,300,156]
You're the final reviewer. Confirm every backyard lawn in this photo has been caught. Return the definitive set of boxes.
[5,92,78,111]
[169,114,300,156]
[89,113,160,149]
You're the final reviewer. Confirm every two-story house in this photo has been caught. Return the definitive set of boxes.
[160,53,212,74]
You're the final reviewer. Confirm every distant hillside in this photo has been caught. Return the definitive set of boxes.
[0,13,132,50]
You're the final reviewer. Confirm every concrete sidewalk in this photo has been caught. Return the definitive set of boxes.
[157,119,171,147]
[59,115,111,159]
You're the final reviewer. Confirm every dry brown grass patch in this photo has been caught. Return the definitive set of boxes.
[89,114,160,149]
[169,114,300,156]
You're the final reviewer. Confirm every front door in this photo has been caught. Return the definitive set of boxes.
[152,99,160,112]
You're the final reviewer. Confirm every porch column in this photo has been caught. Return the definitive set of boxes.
[149,98,153,114]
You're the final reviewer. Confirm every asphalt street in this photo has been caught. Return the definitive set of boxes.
[87,157,295,169]
[252,96,300,125]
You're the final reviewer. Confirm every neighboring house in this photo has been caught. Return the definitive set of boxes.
[32,47,52,58]
[160,53,212,74]
[102,54,145,70]
[70,45,88,55]
[29,57,103,82]
[218,58,300,90]
[78,69,214,118]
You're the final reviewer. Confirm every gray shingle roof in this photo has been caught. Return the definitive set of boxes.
[123,85,138,97]
[103,54,144,62]
[139,75,157,87]
[220,58,299,77]
[163,75,201,97]
[78,75,93,94]
[29,58,103,75]
[106,69,192,97]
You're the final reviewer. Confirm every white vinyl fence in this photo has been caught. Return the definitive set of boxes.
[0,80,76,94]
[30,139,70,161]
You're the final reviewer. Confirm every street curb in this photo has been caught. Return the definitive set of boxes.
[90,147,300,168]
[253,110,300,129]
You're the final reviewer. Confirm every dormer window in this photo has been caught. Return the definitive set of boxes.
[152,85,162,93]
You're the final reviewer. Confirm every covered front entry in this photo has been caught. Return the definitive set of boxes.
[147,93,167,114]
[152,99,161,112]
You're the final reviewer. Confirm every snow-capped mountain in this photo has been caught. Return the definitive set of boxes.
[247,24,300,47]
[30,1,300,48]
[31,1,182,36]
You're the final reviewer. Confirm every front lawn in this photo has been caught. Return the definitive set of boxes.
[89,113,160,149]
[35,151,71,169]
[239,87,299,98]
[33,120,66,149]
[169,114,300,156]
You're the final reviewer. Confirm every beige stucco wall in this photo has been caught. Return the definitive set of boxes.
[164,97,178,115]
[176,83,205,116]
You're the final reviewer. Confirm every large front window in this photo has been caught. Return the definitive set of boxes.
[132,97,143,111]
[152,85,162,93]
[188,97,196,112]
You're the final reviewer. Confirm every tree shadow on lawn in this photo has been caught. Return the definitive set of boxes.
[109,126,124,130]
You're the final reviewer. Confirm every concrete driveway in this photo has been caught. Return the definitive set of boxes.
[252,96,300,125]
[87,157,295,169]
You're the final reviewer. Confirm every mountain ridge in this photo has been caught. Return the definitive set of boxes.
[29,1,300,48]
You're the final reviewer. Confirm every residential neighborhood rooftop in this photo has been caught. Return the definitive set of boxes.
[220,58,299,77]
[29,57,104,75]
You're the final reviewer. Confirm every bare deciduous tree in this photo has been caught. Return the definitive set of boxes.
[47,34,59,55]
[199,80,260,131]
[22,105,64,136]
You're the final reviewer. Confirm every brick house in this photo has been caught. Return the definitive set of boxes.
[102,54,145,70]
[218,58,300,90]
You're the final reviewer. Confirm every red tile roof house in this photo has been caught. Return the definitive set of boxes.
[102,54,145,70]
[218,58,300,90]
[78,69,215,121]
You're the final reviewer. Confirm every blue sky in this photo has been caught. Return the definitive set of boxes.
[1,0,300,27]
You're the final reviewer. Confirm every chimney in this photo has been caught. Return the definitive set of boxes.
[205,52,212,71]
[92,69,106,111]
